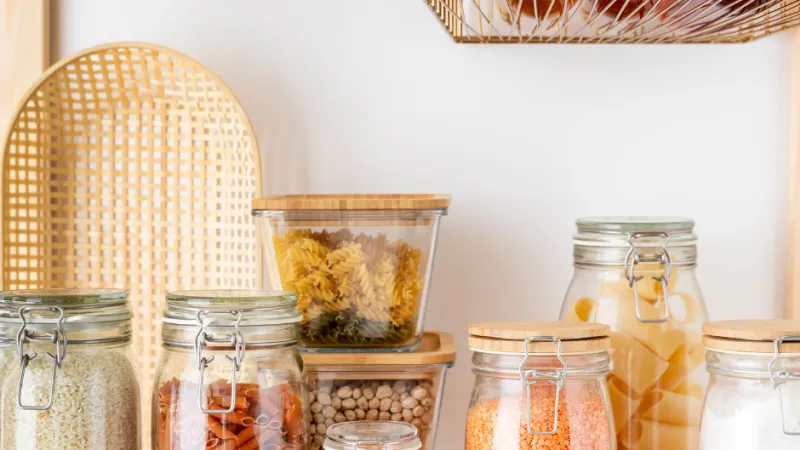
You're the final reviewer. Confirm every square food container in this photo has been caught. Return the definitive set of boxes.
[252,194,450,351]
[302,331,456,450]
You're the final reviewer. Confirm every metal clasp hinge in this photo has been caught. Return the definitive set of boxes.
[194,309,246,415]
[16,306,67,411]
[768,335,800,436]
[625,232,672,324]
[518,336,567,435]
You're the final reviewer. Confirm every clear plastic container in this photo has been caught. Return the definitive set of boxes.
[700,320,800,449]
[0,288,140,450]
[153,290,308,450]
[466,321,615,450]
[324,421,423,450]
[560,217,708,450]
[252,194,450,351]
[303,332,455,450]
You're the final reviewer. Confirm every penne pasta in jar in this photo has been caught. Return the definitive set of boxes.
[560,217,709,450]
[153,290,309,450]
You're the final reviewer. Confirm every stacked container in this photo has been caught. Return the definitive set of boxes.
[252,194,454,449]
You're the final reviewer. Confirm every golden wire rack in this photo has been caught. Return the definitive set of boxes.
[426,0,800,43]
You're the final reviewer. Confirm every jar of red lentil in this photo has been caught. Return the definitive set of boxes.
[466,321,614,450]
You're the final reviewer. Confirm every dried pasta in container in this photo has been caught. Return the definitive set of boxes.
[253,194,450,351]
[561,217,708,450]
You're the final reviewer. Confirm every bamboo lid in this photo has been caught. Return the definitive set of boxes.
[703,320,800,353]
[468,321,610,354]
[303,332,456,367]
[252,194,451,211]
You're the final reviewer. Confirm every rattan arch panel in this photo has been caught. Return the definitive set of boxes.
[1,42,262,407]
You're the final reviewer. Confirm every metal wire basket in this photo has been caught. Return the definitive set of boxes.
[426,0,800,43]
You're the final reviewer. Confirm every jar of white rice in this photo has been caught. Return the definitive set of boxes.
[0,288,140,450]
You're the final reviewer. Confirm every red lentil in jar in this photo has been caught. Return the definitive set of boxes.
[466,321,615,450]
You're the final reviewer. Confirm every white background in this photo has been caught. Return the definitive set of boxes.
[55,1,790,448]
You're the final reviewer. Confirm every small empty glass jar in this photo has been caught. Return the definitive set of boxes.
[701,320,800,449]
[324,421,423,450]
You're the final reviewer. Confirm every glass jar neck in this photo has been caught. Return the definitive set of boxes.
[0,301,133,345]
[707,348,800,380]
[573,229,697,267]
[472,350,609,379]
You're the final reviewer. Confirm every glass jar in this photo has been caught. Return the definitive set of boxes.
[153,290,309,450]
[466,321,615,450]
[0,288,140,450]
[324,421,422,450]
[252,194,450,352]
[700,320,800,449]
[560,217,708,450]
[304,331,456,450]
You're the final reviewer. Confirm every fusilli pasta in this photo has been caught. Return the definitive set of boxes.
[273,229,424,345]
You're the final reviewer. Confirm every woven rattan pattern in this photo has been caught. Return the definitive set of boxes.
[1,42,262,424]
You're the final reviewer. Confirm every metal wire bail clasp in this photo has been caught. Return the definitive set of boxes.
[16,306,67,411]
[518,337,567,435]
[625,232,672,324]
[768,335,800,435]
[194,309,246,414]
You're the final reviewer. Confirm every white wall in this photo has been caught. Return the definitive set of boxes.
[55,1,790,448]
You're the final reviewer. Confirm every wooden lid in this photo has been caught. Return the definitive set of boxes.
[302,332,456,366]
[468,321,610,354]
[252,194,451,211]
[703,320,800,353]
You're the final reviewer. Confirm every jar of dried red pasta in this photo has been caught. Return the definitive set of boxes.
[153,290,308,450]
[560,217,709,450]
[466,321,614,450]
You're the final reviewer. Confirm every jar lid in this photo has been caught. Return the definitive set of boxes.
[704,320,800,353]
[576,216,695,234]
[324,421,422,450]
[162,289,302,348]
[0,288,127,306]
[468,321,610,354]
[252,194,451,211]
[304,331,456,367]
[0,288,132,325]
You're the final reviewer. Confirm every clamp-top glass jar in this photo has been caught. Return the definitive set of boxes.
[466,321,615,449]
[324,421,423,450]
[700,320,800,449]
[0,288,140,450]
[153,290,308,450]
[560,217,709,450]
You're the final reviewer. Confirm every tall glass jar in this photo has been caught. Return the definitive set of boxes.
[560,217,708,450]
[466,321,615,450]
[323,421,423,450]
[0,288,140,450]
[700,320,800,449]
[153,290,308,450]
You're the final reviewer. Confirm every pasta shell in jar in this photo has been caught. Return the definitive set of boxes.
[561,217,709,450]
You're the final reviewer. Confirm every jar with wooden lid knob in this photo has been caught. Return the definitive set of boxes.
[466,321,615,450]
[560,217,708,450]
[700,320,800,449]
[323,421,422,450]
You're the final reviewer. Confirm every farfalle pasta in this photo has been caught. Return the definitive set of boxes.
[272,229,424,345]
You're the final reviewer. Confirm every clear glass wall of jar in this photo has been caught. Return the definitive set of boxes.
[323,421,423,450]
[700,320,800,449]
[0,288,140,450]
[560,217,708,450]
[466,321,615,450]
[153,290,308,450]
